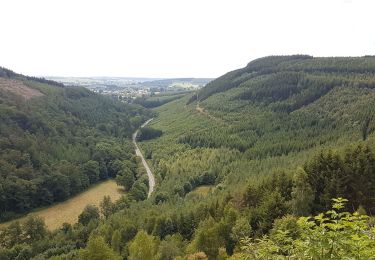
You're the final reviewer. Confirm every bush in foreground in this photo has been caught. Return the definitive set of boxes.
[234,198,375,259]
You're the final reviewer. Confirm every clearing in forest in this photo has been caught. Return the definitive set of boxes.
[0,180,123,230]
[0,78,44,99]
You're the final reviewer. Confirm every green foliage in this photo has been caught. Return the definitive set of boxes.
[116,170,135,192]
[157,234,186,260]
[138,127,163,141]
[240,198,375,259]
[0,243,33,260]
[231,217,252,244]
[0,221,23,248]
[129,182,148,201]
[100,196,114,219]
[305,145,375,213]
[78,205,100,226]
[83,160,100,184]
[134,93,185,108]
[79,235,122,260]
[270,215,300,240]
[189,217,225,259]
[291,167,314,216]
[128,230,160,260]
[23,215,47,241]
[110,230,121,253]
[0,216,47,252]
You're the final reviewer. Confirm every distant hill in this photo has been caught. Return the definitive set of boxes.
[179,56,375,154]
[192,55,375,102]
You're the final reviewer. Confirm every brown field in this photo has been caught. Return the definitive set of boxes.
[0,78,44,99]
[0,180,123,230]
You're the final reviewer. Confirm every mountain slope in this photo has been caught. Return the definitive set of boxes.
[193,55,375,102]
[180,56,375,156]
[0,68,152,220]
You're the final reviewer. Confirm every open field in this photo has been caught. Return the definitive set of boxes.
[0,180,123,230]
[190,185,213,196]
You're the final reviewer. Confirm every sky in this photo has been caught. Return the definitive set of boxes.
[1,0,374,78]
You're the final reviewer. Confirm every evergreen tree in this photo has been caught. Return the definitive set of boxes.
[291,167,314,216]
[78,205,100,226]
[111,230,121,253]
[100,196,114,219]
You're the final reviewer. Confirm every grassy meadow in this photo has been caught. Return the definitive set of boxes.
[0,180,123,230]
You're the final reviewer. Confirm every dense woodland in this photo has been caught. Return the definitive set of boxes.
[0,72,152,221]
[1,56,375,259]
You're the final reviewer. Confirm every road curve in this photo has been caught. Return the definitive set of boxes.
[132,119,155,198]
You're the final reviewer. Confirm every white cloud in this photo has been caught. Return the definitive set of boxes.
[0,0,374,77]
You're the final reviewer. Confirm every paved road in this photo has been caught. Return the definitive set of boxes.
[132,119,155,198]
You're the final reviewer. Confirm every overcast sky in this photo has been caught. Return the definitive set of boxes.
[1,0,374,78]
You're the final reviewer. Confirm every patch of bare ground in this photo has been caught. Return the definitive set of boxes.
[196,103,227,125]
[0,78,44,99]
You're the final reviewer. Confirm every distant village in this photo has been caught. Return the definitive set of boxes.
[46,76,212,102]
[94,87,160,102]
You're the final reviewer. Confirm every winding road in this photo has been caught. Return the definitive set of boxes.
[132,119,155,198]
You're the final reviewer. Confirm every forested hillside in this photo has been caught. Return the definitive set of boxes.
[0,68,152,221]
[134,92,187,108]
[1,56,375,259]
